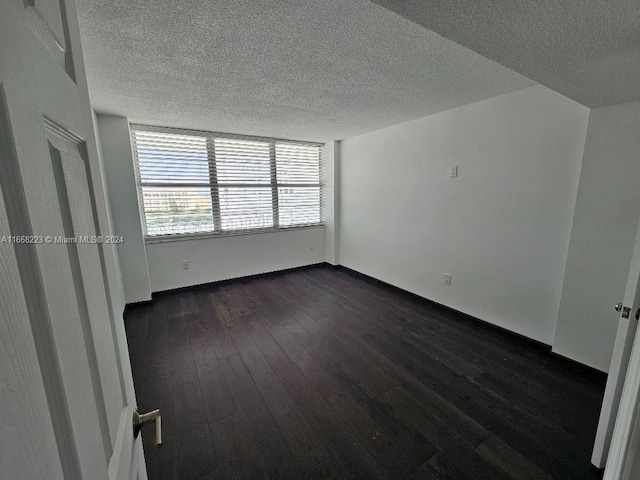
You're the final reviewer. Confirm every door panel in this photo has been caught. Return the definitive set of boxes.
[604,320,640,479]
[49,129,121,456]
[25,0,66,49]
[0,0,142,478]
[23,0,67,68]
[50,130,125,447]
[593,220,640,467]
[0,131,66,480]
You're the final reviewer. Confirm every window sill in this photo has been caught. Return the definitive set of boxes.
[144,223,325,244]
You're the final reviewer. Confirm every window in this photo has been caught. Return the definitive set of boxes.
[131,125,322,239]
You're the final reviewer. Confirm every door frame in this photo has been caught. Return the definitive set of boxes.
[593,263,640,464]
[603,213,640,479]
[604,323,640,479]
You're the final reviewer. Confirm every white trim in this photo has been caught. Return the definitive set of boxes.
[144,223,325,244]
[44,115,83,145]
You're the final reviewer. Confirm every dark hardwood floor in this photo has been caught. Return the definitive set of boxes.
[124,265,606,480]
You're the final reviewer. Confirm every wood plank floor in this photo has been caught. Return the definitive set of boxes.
[124,265,606,480]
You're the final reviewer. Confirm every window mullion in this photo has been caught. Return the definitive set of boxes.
[270,142,279,228]
[207,135,222,231]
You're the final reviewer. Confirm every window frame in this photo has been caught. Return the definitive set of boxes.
[130,124,324,243]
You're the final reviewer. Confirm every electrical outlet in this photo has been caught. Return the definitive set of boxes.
[308,243,315,251]
[182,260,190,270]
[443,273,451,285]
[449,165,458,178]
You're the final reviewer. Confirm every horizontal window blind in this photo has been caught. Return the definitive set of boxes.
[276,143,321,227]
[132,125,322,238]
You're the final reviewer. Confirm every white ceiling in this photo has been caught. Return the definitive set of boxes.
[76,0,535,142]
[373,0,640,109]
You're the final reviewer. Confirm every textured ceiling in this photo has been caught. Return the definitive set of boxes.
[373,0,640,108]
[75,0,535,142]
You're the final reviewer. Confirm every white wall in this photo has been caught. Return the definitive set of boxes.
[146,227,326,292]
[339,85,589,345]
[91,109,126,315]
[323,141,340,265]
[555,100,640,372]
[95,115,152,303]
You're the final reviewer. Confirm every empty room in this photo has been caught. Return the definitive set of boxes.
[3,0,640,479]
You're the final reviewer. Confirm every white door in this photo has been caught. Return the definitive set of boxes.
[0,1,145,479]
[593,215,640,468]
[604,277,640,478]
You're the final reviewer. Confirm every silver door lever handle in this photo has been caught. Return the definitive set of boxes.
[133,408,162,447]
[615,302,623,312]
